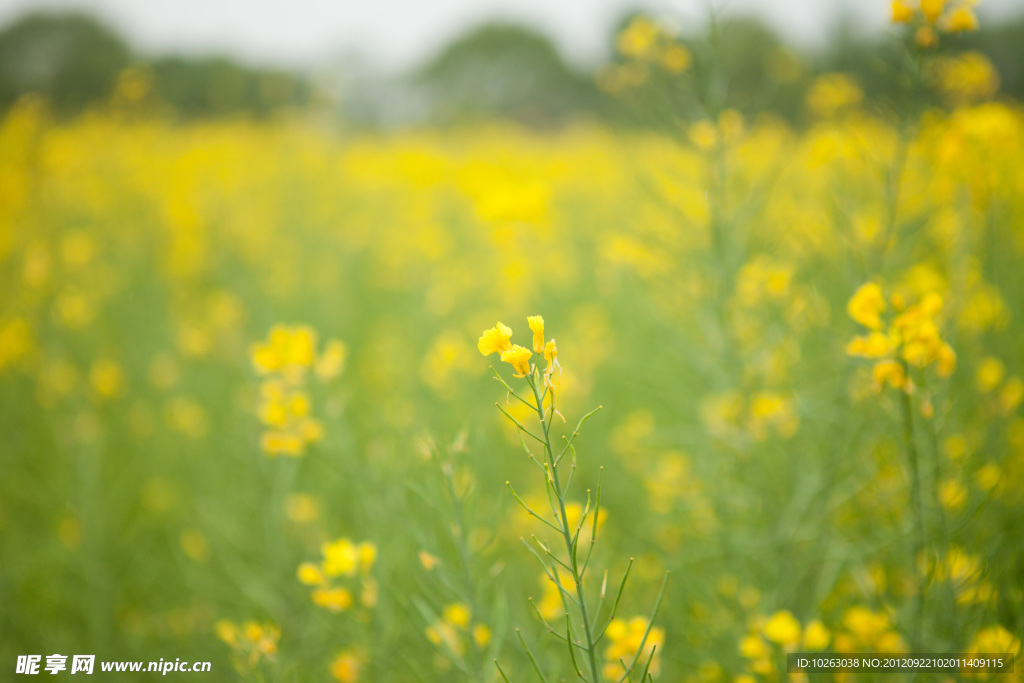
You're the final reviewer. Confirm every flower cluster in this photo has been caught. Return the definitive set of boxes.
[602,616,665,680]
[297,537,378,613]
[250,324,346,456]
[597,15,692,93]
[891,0,979,47]
[832,606,907,653]
[424,603,492,659]
[739,611,830,676]
[846,282,956,394]
[214,619,280,672]
[478,316,559,387]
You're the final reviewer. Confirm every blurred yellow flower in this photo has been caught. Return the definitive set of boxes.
[762,610,801,648]
[803,620,831,650]
[892,0,915,22]
[330,650,364,683]
[848,283,886,330]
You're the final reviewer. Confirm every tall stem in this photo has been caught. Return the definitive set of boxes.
[899,362,927,650]
[527,375,602,683]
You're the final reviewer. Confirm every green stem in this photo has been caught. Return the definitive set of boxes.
[526,374,602,683]
[899,362,926,650]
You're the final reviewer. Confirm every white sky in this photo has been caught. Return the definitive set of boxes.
[0,0,1019,70]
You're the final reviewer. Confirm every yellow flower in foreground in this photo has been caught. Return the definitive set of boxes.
[527,315,545,353]
[501,344,532,376]
[848,282,886,330]
[478,322,513,356]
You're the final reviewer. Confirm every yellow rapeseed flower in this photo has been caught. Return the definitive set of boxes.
[297,562,326,586]
[501,344,532,377]
[527,315,545,353]
[847,282,886,330]
[443,603,471,629]
[921,0,946,23]
[763,610,802,648]
[892,0,915,22]
[472,624,492,647]
[946,6,979,31]
[312,587,354,612]
[478,322,513,356]
[803,620,831,650]
[330,650,363,683]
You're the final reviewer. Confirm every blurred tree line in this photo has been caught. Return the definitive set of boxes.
[0,12,311,118]
[1,9,1023,125]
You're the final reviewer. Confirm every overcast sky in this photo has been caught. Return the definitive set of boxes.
[0,0,1019,70]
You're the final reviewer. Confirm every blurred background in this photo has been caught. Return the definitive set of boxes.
[0,0,1023,125]
[2,1,1023,682]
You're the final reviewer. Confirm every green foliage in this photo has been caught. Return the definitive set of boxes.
[413,22,606,127]
[0,12,131,115]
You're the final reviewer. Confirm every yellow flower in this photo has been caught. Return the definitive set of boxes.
[916,26,938,47]
[90,359,125,399]
[322,538,359,577]
[419,550,440,571]
[500,344,532,376]
[443,603,471,629]
[946,6,978,31]
[616,16,660,59]
[330,650,363,683]
[1000,377,1024,414]
[872,360,907,392]
[544,339,559,374]
[472,624,492,647]
[312,587,353,612]
[527,315,545,353]
[969,625,1021,657]
[215,620,238,646]
[975,357,1005,393]
[939,478,967,511]
[891,0,914,22]
[478,322,513,356]
[662,44,692,72]
[316,340,348,380]
[357,542,378,573]
[803,620,831,650]
[740,634,769,659]
[936,343,956,377]
[846,332,893,358]
[763,610,802,648]
[921,0,945,23]
[297,562,326,586]
[847,283,886,330]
